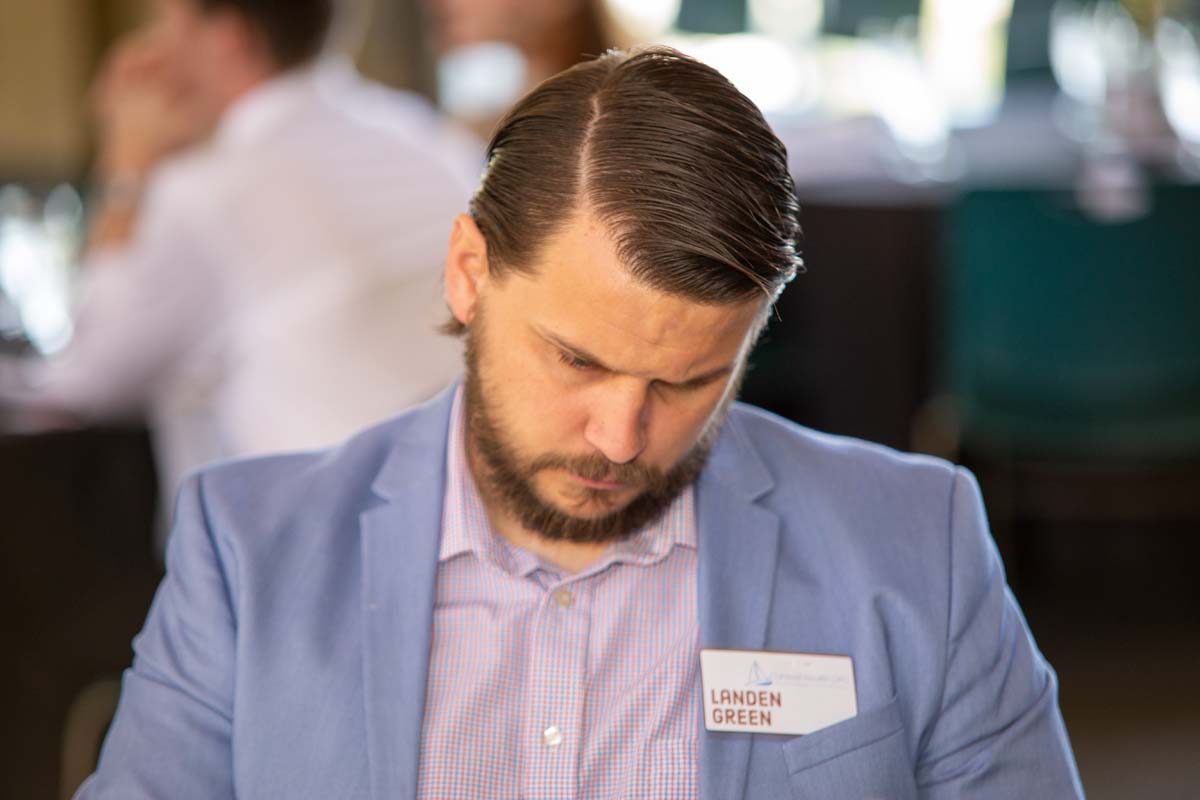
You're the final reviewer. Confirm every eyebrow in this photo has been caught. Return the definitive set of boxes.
[537,327,734,389]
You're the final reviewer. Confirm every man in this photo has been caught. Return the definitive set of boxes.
[78,47,1083,798]
[0,0,475,542]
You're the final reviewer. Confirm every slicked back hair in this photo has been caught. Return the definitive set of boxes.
[450,45,801,335]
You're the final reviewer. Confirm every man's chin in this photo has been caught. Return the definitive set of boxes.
[511,477,678,544]
[545,485,638,519]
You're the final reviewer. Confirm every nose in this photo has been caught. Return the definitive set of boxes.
[583,379,650,465]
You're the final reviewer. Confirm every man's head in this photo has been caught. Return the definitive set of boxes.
[148,0,332,126]
[444,47,800,543]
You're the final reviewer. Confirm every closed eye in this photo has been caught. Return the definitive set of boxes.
[557,349,596,371]
[662,373,724,393]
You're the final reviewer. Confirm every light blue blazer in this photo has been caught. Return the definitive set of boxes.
[78,384,1083,799]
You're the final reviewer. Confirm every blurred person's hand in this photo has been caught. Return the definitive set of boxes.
[91,32,206,182]
[87,31,209,251]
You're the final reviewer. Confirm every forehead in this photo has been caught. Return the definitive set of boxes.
[497,210,763,379]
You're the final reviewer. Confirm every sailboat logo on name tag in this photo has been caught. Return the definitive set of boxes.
[746,661,773,687]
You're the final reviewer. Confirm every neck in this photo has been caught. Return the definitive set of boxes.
[216,54,283,115]
[222,71,272,109]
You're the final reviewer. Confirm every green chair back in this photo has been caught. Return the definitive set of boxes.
[943,186,1200,459]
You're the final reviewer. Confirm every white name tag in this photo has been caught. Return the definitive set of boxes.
[700,648,857,735]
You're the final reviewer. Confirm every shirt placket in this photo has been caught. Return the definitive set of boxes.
[521,574,590,800]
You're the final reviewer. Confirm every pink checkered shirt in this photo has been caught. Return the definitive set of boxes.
[416,387,701,799]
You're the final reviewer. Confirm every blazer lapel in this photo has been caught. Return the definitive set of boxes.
[356,392,782,800]
[359,386,457,800]
[696,409,781,800]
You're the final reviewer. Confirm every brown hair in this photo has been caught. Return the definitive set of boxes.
[448,45,801,335]
[197,0,331,69]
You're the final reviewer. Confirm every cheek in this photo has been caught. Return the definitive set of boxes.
[645,392,723,462]
[194,40,222,79]
[490,355,587,450]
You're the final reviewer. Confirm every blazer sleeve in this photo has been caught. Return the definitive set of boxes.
[75,473,237,799]
[914,467,1084,799]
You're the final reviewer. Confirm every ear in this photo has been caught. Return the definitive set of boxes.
[444,213,491,328]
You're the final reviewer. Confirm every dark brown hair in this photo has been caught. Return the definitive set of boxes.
[450,45,801,334]
[197,0,331,69]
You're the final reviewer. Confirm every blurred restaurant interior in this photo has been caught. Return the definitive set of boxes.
[2,0,1199,796]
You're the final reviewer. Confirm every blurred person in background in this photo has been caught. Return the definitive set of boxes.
[425,0,609,135]
[0,0,479,550]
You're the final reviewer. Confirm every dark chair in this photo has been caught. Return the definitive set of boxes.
[921,185,1200,579]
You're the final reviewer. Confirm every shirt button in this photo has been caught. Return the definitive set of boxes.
[542,725,564,748]
[552,587,574,608]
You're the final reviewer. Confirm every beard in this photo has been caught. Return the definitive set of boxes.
[462,318,740,544]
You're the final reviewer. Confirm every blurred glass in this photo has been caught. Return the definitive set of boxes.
[857,17,959,181]
[1050,1,1156,142]
[1050,1,1109,139]
[607,0,682,38]
[606,0,1013,145]
[667,33,821,114]
[747,0,824,41]
[659,0,821,117]
[1096,1,1149,80]
[0,183,83,355]
[1156,14,1200,173]
[920,0,1015,128]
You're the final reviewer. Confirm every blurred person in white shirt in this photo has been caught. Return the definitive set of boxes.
[0,0,479,547]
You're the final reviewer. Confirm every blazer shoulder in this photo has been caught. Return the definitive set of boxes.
[184,394,450,541]
[728,402,958,491]
[724,402,972,569]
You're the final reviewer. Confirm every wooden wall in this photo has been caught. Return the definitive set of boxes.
[0,0,146,182]
[0,0,431,184]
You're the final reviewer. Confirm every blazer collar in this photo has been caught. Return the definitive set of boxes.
[358,388,780,800]
[360,382,457,800]
[696,407,782,800]
[368,381,459,502]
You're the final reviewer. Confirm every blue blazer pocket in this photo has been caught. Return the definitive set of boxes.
[780,696,916,800]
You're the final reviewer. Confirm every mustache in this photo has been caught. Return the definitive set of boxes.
[528,453,665,487]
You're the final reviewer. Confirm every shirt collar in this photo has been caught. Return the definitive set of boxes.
[438,385,697,573]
